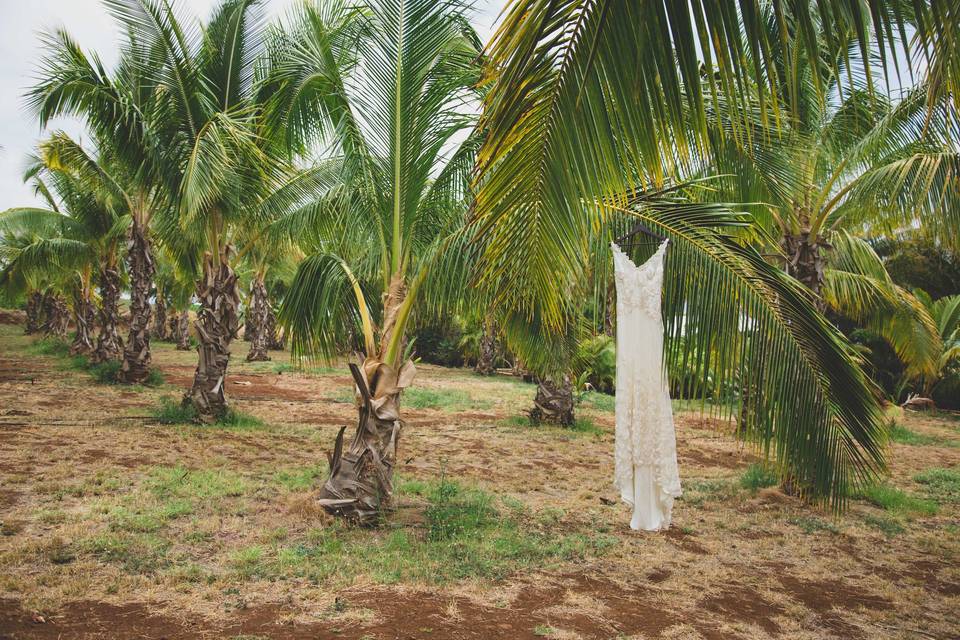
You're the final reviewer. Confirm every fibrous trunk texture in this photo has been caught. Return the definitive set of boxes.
[153,296,168,341]
[475,319,497,376]
[70,285,96,356]
[318,359,416,525]
[176,312,191,351]
[245,278,270,362]
[243,306,254,342]
[25,291,42,335]
[782,231,828,309]
[183,251,239,422]
[92,267,123,363]
[119,223,156,383]
[267,308,286,351]
[41,292,69,340]
[529,376,575,427]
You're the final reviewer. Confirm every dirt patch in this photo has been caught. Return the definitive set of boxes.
[700,585,783,634]
[680,447,757,470]
[779,575,891,637]
[162,368,315,402]
[662,527,709,555]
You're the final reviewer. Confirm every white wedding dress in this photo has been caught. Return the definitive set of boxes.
[611,241,682,531]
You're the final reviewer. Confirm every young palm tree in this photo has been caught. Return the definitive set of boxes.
[471,1,954,508]
[265,0,483,523]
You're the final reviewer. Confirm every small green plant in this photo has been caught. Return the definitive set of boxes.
[913,467,960,503]
[533,625,557,637]
[404,387,490,411]
[218,409,264,430]
[425,478,496,542]
[739,464,779,492]
[88,359,123,384]
[859,483,938,516]
[29,338,70,357]
[580,391,615,412]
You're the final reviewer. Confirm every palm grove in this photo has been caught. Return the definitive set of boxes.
[1,0,957,522]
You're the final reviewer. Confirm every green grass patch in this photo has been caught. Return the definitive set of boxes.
[788,516,839,535]
[30,338,164,386]
[28,338,71,357]
[147,465,249,501]
[739,464,779,493]
[273,465,326,492]
[889,422,958,448]
[497,414,603,436]
[107,500,193,533]
[681,478,737,507]
[913,468,960,503]
[581,391,615,412]
[81,531,171,573]
[223,479,613,585]
[862,513,905,537]
[403,387,491,412]
[150,397,263,429]
[859,483,938,516]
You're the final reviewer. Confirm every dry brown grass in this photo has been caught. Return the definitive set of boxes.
[0,322,958,639]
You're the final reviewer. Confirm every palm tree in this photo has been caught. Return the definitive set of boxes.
[471,1,955,508]
[266,0,483,523]
[914,291,960,407]
[100,0,300,420]
[28,26,168,383]
[0,142,127,362]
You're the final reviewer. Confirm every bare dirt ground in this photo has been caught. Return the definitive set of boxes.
[0,322,958,639]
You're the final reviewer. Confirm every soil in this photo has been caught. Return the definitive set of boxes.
[0,323,958,639]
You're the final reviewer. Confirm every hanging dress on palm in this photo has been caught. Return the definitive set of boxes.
[611,240,682,531]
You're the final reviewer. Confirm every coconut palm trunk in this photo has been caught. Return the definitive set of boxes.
[245,277,270,362]
[153,295,168,340]
[266,308,285,350]
[184,250,240,421]
[119,222,156,383]
[92,266,123,363]
[41,292,69,339]
[782,229,829,310]
[70,283,96,355]
[176,312,191,350]
[529,376,575,426]
[475,318,498,376]
[318,358,415,526]
[24,291,43,334]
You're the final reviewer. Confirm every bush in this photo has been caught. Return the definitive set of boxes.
[411,322,465,367]
[576,335,616,394]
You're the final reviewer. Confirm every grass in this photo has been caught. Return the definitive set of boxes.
[889,422,958,448]
[788,516,840,535]
[498,414,604,436]
[859,483,938,516]
[404,387,491,412]
[581,391,615,412]
[29,337,164,386]
[273,465,326,491]
[271,362,337,376]
[221,478,614,585]
[862,514,906,538]
[913,468,960,503]
[151,396,264,429]
[739,464,779,493]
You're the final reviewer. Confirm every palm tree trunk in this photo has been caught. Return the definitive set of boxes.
[183,250,240,422]
[243,306,255,341]
[782,231,829,310]
[41,292,69,340]
[70,284,96,356]
[475,317,497,376]
[318,359,415,525]
[529,375,575,426]
[119,223,156,383]
[24,291,42,335]
[168,311,180,345]
[92,267,123,363]
[175,311,191,350]
[266,308,285,350]
[153,295,168,341]
[245,277,270,362]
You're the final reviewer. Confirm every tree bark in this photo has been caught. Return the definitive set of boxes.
[782,231,829,310]
[245,277,270,362]
[475,318,497,376]
[92,267,123,363]
[318,359,416,525]
[529,375,575,426]
[70,284,96,356]
[266,308,285,351]
[168,311,181,345]
[119,223,156,383]
[41,292,69,340]
[183,250,240,422]
[25,291,43,335]
[243,304,254,342]
[175,311,191,351]
[153,295,168,341]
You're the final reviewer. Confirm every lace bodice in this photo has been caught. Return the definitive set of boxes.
[611,241,682,530]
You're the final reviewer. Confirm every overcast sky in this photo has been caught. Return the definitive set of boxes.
[0,0,503,211]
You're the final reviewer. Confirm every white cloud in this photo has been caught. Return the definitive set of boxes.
[0,0,502,210]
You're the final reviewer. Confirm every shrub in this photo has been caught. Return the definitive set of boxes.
[739,464,779,492]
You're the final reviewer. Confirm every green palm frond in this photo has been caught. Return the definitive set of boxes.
[823,232,940,378]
